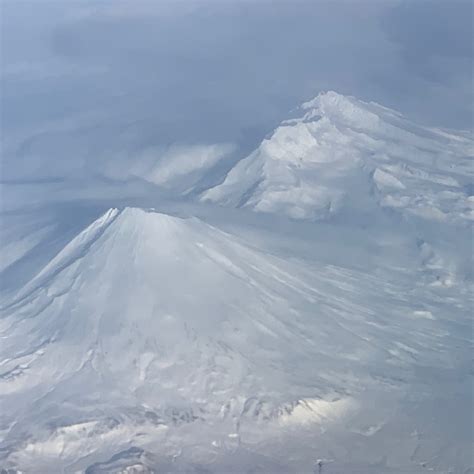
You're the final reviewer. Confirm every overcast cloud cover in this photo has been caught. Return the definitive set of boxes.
[1,0,472,190]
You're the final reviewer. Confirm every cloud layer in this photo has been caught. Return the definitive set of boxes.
[1,0,472,188]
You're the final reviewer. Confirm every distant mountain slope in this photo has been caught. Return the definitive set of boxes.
[203,91,473,221]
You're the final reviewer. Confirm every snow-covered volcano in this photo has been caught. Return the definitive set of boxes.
[1,206,472,473]
[1,92,473,473]
[203,91,473,222]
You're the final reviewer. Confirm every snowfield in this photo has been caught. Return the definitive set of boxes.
[203,91,473,223]
[0,92,473,473]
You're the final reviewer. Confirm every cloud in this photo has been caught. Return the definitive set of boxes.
[101,143,236,192]
[2,60,107,81]
[380,0,473,129]
[1,0,471,197]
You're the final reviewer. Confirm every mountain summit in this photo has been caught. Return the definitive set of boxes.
[203,91,473,222]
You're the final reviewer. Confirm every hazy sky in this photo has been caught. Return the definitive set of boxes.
[1,0,472,183]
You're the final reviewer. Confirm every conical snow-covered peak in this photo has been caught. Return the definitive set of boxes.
[110,206,194,239]
[203,91,473,222]
[9,208,203,303]
[3,204,471,472]
[5,205,428,469]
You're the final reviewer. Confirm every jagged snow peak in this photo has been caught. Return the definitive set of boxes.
[202,91,473,221]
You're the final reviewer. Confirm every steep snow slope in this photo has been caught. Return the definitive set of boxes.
[1,207,472,473]
[0,204,111,297]
[203,91,473,221]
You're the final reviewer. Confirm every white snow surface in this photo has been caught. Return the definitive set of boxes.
[1,92,473,474]
[203,91,473,222]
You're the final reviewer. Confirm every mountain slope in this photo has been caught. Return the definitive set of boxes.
[1,207,472,473]
[1,93,472,474]
[202,91,473,222]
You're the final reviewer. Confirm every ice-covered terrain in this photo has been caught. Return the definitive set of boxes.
[0,92,473,473]
[203,91,473,223]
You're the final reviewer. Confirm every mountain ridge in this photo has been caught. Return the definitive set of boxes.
[202,91,473,222]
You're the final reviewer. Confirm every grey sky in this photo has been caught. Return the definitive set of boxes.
[1,0,472,183]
